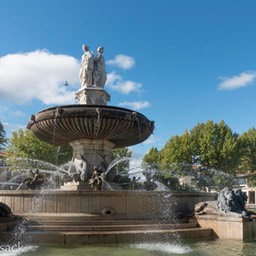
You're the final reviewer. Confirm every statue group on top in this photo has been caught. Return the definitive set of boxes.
[79,44,107,88]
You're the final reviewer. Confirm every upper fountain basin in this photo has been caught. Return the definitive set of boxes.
[27,105,154,148]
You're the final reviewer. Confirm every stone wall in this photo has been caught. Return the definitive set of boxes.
[0,190,217,219]
[196,215,255,240]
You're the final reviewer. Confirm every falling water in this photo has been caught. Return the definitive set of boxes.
[104,157,131,175]
[7,157,69,176]
[2,217,39,255]
[6,174,24,183]
[0,170,10,179]
[154,181,170,191]
[130,242,192,254]
[5,157,70,190]
[16,183,23,190]
[102,180,114,190]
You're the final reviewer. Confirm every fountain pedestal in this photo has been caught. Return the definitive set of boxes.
[69,139,115,180]
[75,87,110,105]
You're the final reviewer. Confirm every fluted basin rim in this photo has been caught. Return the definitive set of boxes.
[27,104,154,148]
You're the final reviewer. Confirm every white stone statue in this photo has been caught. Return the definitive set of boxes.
[68,156,88,182]
[79,45,94,87]
[93,46,107,88]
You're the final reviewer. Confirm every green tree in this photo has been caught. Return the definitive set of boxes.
[0,121,7,150]
[142,147,160,170]
[238,128,256,186]
[158,120,239,191]
[159,130,193,165]
[238,128,256,171]
[190,120,239,173]
[142,147,161,184]
[6,128,72,166]
[159,130,195,178]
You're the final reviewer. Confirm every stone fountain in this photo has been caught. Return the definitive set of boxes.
[27,44,154,189]
[0,45,219,244]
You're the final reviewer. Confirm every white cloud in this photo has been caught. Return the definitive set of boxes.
[106,54,135,70]
[0,50,80,105]
[106,71,122,84]
[142,134,159,146]
[218,71,256,90]
[118,101,150,110]
[106,71,142,94]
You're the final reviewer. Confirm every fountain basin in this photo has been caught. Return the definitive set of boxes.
[0,190,218,244]
[0,190,216,218]
[27,105,154,148]
[196,214,255,240]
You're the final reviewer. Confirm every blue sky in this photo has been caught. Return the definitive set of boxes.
[1,0,256,159]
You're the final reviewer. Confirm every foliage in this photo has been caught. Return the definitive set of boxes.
[143,120,240,191]
[190,120,239,173]
[160,174,181,191]
[158,130,194,179]
[238,128,256,186]
[190,120,239,190]
[238,128,256,172]
[142,147,160,171]
[6,129,72,167]
[111,147,132,173]
[0,121,7,150]
[159,131,193,165]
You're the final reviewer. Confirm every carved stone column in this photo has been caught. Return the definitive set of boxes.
[69,139,115,179]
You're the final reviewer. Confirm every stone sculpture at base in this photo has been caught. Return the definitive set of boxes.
[22,170,44,190]
[0,202,13,218]
[89,166,105,190]
[195,187,256,218]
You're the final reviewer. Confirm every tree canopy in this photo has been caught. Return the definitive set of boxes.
[142,120,247,191]
[142,147,160,171]
[238,128,256,172]
[237,128,256,186]
[189,120,239,173]
[6,128,72,166]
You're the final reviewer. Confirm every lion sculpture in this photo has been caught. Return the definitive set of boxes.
[195,187,254,218]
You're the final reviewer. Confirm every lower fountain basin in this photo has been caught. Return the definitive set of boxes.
[0,190,217,218]
[27,105,154,148]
